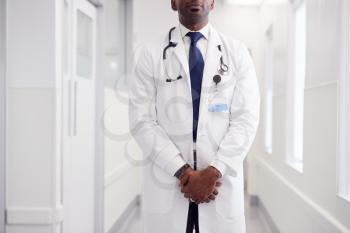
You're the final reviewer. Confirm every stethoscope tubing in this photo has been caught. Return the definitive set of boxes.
[162,27,229,83]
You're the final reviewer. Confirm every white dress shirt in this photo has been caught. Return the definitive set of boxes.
[179,22,210,61]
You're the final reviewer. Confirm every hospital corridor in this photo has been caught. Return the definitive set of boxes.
[1,0,350,233]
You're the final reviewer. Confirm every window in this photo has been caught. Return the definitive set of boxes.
[264,25,274,155]
[77,10,93,79]
[337,0,350,201]
[286,0,306,172]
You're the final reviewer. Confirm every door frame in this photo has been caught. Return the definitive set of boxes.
[62,0,103,232]
[94,0,104,232]
[0,0,6,231]
[264,23,274,155]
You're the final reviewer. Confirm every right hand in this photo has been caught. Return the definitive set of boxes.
[179,167,222,204]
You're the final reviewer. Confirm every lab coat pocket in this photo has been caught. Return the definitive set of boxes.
[215,176,244,220]
[157,76,182,88]
[156,74,187,99]
[157,59,186,91]
[142,164,177,214]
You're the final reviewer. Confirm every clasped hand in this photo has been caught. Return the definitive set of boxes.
[179,166,222,204]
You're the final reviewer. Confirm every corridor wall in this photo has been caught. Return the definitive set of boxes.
[6,0,63,233]
[103,1,176,231]
[251,1,350,232]
[102,0,140,232]
[103,0,178,231]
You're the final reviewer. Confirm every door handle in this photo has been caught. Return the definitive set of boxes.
[67,79,72,137]
[73,80,78,136]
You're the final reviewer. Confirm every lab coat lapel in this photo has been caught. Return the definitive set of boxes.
[170,26,191,90]
[197,26,223,135]
[202,26,223,92]
[167,26,224,140]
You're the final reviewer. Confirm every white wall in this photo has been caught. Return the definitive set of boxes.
[101,0,141,232]
[131,0,261,58]
[211,5,262,75]
[250,1,350,232]
[132,0,177,49]
[103,88,141,232]
[6,1,62,233]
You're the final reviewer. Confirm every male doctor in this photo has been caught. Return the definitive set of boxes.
[129,0,260,232]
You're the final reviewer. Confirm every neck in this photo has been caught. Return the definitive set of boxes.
[179,18,209,31]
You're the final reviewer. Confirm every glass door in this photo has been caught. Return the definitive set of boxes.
[63,0,97,233]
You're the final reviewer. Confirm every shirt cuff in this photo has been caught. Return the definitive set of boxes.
[164,154,187,177]
[210,159,228,177]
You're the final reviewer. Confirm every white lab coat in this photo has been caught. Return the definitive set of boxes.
[128,25,260,233]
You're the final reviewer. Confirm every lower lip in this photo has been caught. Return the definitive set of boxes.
[188,5,201,12]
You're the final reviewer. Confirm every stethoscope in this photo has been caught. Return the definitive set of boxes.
[163,27,229,87]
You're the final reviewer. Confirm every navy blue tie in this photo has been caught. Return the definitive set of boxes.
[186,32,204,142]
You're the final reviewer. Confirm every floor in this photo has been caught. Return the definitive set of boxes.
[244,196,272,233]
[120,195,271,233]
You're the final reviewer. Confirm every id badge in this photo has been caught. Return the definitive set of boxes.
[208,92,229,113]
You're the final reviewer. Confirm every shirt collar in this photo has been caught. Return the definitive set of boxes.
[179,22,210,41]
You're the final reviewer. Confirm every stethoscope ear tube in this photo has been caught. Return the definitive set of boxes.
[163,42,178,60]
[163,27,178,60]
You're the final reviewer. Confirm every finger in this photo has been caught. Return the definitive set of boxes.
[199,197,210,203]
[182,184,194,194]
[197,196,207,204]
[215,181,222,187]
[209,194,216,200]
[180,177,188,187]
[191,195,200,204]
[181,186,188,193]
[213,189,219,195]
[180,174,190,187]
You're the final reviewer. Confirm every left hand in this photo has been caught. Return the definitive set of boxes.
[180,166,221,204]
